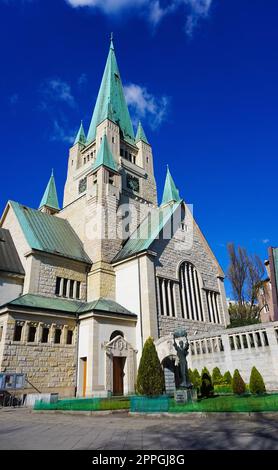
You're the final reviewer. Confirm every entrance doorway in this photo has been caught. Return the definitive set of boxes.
[81,357,87,397]
[113,357,125,395]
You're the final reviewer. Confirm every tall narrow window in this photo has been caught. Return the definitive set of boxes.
[69,280,74,299]
[41,327,49,343]
[0,325,3,342]
[206,290,221,324]
[55,277,61,295]
[14,324,23,342]
[66,330,73,345]
[158,278,176,317]
[28,326,36,343]
[63,279,68,297]
[179,262,204,322]
[54,329,61,344]
[76,281,81,299]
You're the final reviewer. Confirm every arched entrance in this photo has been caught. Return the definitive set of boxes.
[104,335,136,396]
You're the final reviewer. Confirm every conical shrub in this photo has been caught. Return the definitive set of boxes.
[136,337,165,396]
[200,369,214,398]
[232,369,246,395]
[249,367,266,395]
[212,367,223,385]
[223,371,232,384]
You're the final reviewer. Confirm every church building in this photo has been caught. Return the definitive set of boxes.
[0,38,230,397]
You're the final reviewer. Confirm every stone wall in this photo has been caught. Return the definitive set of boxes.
[0,312,77,397]
[24,253,88,301]
[153,216,228,337]
[188,322,278,390]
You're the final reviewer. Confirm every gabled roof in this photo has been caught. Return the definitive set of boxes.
[161,166,181,206]
[92,135,117,173]
[113,201,181,263]
[135,121,149,144]
[0,293,136,318]
[86,39,135,145]
[7,201,91,264]
[39,171,60,211]
[73,121,86,145]
[0,228,24,275]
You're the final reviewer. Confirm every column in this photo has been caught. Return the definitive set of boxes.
[162,279,167,316]
[194,269,202,321]
[188,265,197,320]
[167,281,173,317]
[180,267,187,318]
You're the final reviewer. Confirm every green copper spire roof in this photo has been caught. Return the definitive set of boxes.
[87,38,135,145]
[136,121,149,144]
[73,121,86,145]
[39,170,60,211]
[92,135,117,173]
[161,166,181,206]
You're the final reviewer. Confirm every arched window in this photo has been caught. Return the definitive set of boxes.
[110,330,124,341]
[179,262,204,322]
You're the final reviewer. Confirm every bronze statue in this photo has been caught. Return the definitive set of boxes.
[173,331,191,388]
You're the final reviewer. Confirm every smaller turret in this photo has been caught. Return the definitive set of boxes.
[161,166,181,206]
[39,170,60,215]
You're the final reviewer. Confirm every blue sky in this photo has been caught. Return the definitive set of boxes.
[0,0,277,296]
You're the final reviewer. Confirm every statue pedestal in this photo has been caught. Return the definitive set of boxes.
[174,388,197,404]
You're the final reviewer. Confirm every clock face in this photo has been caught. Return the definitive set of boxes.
[127,174,139,193]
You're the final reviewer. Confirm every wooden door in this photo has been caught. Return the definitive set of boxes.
[113,357,124,395]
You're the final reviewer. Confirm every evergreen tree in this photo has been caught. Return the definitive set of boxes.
[193,369,201,388]
[223,371,232,384]
[212,367,223,385]
[200,369,214,398]
[249,367,266,394]
[232,369,246,395]
[136,337,165,396]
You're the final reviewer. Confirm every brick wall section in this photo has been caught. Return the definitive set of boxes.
[0,313,77,396]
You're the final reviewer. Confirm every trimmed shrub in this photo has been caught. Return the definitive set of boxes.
[223,371,232,385]
[249,367,266,395]
[136,337,165,396]
[232,369,246,395]
[212,367,223,385]
[200,369,214,398]
[189,369,201,389]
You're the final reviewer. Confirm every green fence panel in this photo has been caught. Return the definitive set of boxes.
[130,396,169,413]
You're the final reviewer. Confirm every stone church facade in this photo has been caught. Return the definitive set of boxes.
[0,38,232,397]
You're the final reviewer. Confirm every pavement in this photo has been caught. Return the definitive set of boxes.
[0,408,278,450]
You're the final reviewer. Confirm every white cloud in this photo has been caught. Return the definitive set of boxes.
[66,0,214,36]
[66,0,147,13]
[50,120,75,143]
[41,78,76,108]
[77,73,87,87]
[124,83,169,129]
[262,239,270,244]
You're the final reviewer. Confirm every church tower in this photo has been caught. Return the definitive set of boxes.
[60,37,158,300]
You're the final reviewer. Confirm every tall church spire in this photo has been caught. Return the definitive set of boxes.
[73,121,86,145]
[86,37,135,145]
[161,166,181,206]
[39,170,60,214]
[136,121,149,144]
